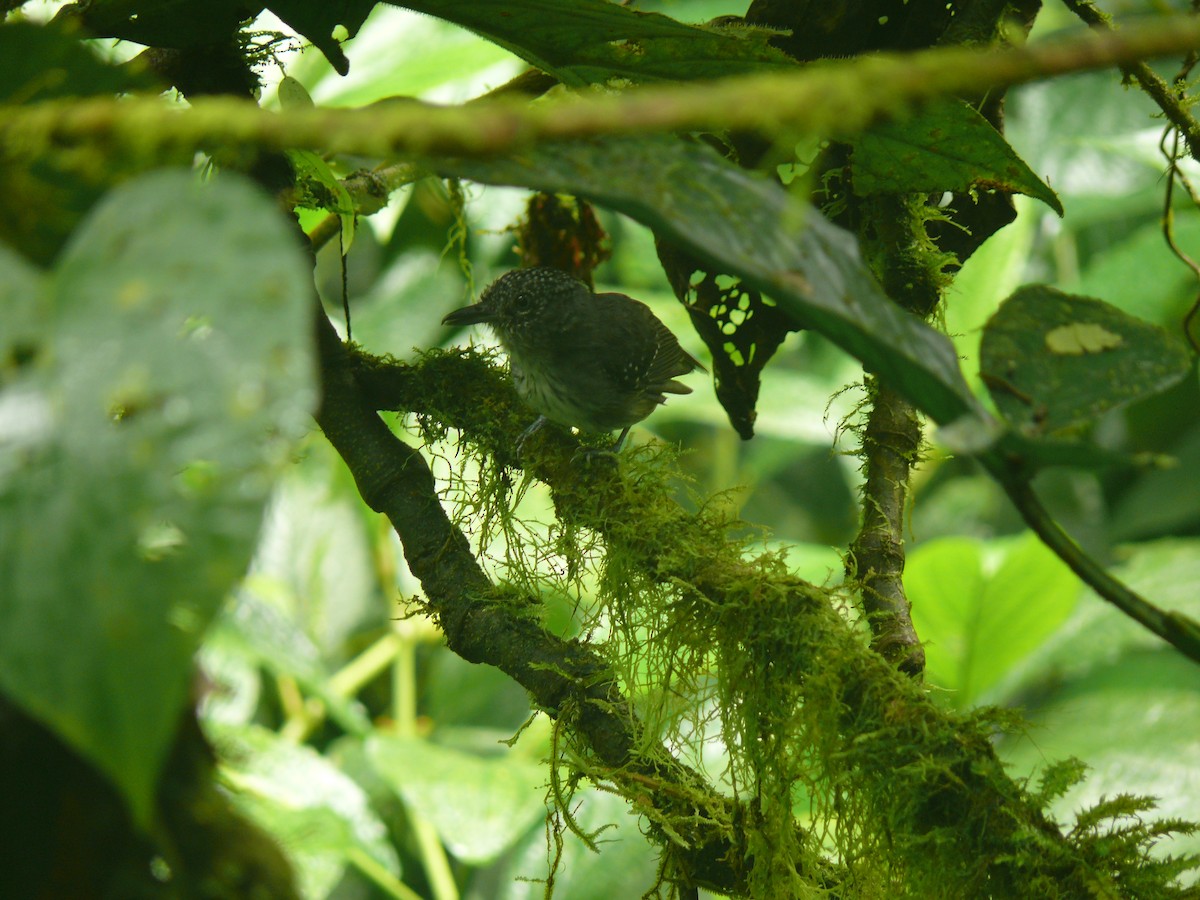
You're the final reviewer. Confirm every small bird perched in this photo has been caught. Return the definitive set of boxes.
[442,267,703,450]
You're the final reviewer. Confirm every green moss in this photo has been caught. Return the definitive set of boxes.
[407,346,1199,898]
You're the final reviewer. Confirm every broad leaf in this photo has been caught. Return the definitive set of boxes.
[853,100,1063,215]
[906,532,1081,707]
[980,285,1194,435]
[367,733,546,864]
[213,722,401,899]
[0,170,314,825]
[437,135,989,429]
[397,0,795,85]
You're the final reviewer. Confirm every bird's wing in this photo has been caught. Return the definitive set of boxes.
[595,292,704,396]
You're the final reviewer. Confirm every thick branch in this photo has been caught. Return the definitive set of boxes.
[4,17,1200,159]
[314,315,782,896]
[355,349,1165,891]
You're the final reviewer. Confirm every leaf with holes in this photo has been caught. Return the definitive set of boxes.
[438,134,989,431]
[658,242,796,438]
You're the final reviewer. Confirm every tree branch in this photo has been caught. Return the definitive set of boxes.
[4,16,1200,160]
[352,347,1177,892]
[1063,0,1200,160]
[312,312,796,896]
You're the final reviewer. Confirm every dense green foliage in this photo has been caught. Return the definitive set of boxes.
[2,1,1200,898]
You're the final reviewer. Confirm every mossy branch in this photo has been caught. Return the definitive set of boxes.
[4,17,1200,160]
[351,346,1197,894]
[848,380,926,676]
[313,312,780,897]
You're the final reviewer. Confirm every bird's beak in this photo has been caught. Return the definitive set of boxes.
[441,303,494,327]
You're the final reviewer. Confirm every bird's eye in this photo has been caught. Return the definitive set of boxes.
[512,293,533,313]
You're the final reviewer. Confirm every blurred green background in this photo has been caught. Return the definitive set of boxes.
[10,1,1198,896]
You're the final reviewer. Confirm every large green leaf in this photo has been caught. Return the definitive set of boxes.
[396,0,795,85]
[0,170,314,825]
[906,532,1081,707]
[212,722,402,899]
[367,733,546,864]
[438,135,989,429]
[992,542,1200,868]
[852,100,1063,215]
[980,285,1194,435]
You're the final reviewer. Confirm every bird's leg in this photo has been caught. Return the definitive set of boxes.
[514,415,549,455]
[571,426,630,466]
[612,426,632,452]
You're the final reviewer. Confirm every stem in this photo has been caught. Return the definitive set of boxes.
[996,470,1200,663]
[346,848,426,900]
[848,381,926,675]
[1062,0,1200,160]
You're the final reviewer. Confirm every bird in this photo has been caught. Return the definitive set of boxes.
[441,267,704,451]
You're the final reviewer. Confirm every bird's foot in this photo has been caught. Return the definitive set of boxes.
[514,415,548,457]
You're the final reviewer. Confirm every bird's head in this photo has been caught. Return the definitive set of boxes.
[441,268,588,349]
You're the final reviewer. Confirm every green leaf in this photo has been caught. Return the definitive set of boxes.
[0,20,156,103]
[398,0,795,85]
[0,170,314,825]
[1006,539,1200,684]
[266,0,378,76]
[366,733,546,864]
[980,285,1194,435]
[907,532,1081,707]
[438,135,989,430]
[999,650,1200,866]
[209,585,373,737]
[289,149,357,252]
[486,787,660,899]
[284,7,518,108]
[853,101,1063,215]
[212,722,401,899]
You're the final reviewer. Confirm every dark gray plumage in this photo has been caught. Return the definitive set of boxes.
[442,268,703,449]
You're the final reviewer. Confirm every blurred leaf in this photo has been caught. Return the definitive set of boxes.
[1007,71,1165,209]
[0,170,314,825]
[1077,214,1200,328]
[208,585,373,736]
[853,101,1063,215]
[0,23,176,263]
[999,650,1200,864]
[423,649,536,732]
[1111,422,1200,541]
[438,135,988,430]
[1002,539,1200,686]
[289,7,517,107]
[981,286,1194,435]
[367,733,547,864]
[907,532,1080,706]
[212,722,401,900]
[471,787,659,900]
[251,447,383,653]
[400,0,795,86]
[0,19,155,103]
